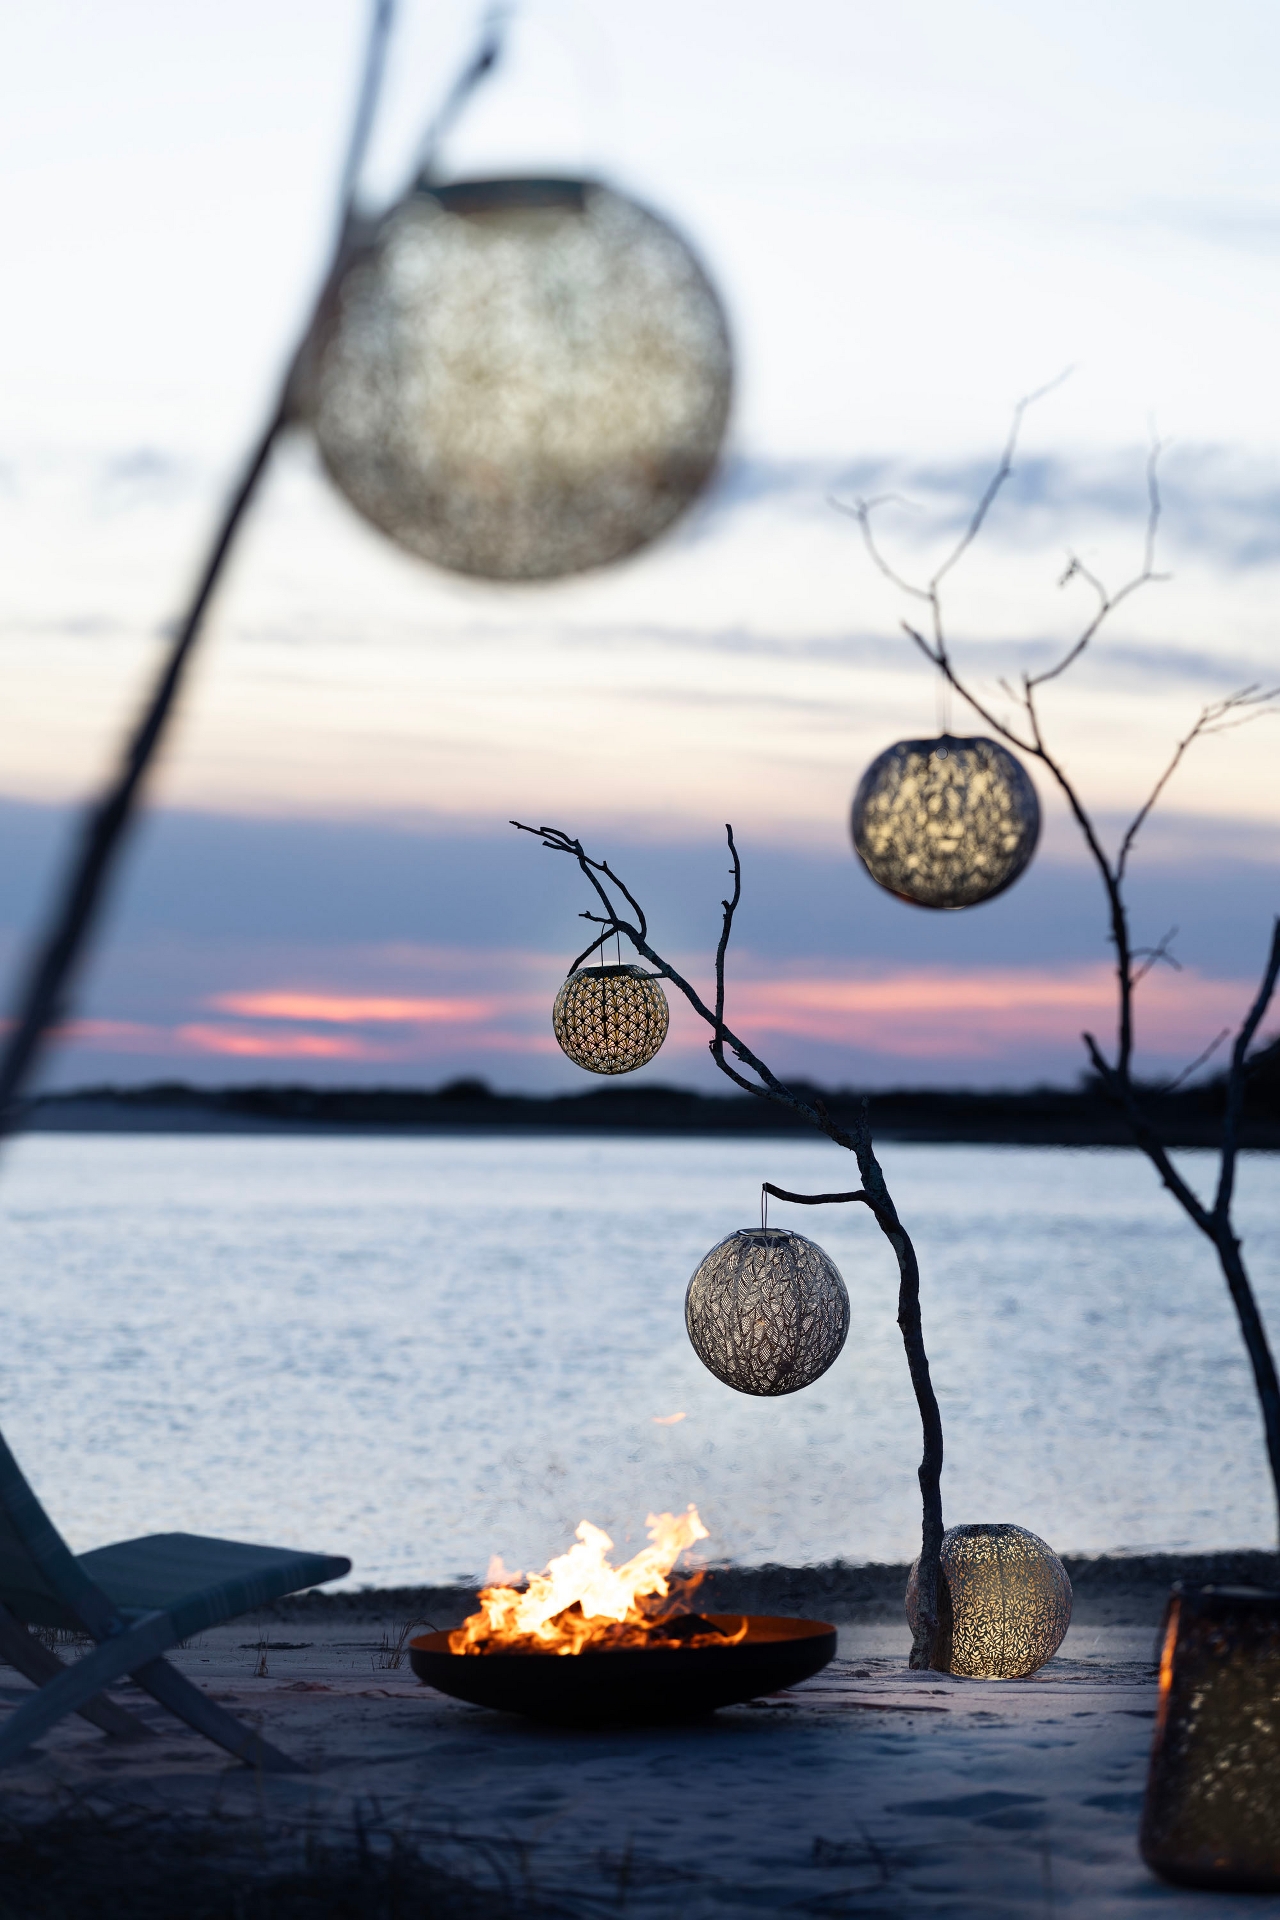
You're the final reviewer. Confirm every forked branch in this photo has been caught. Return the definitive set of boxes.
[844,400,1280,1547]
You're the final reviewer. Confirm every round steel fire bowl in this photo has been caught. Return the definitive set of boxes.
[409,1615,837,1727]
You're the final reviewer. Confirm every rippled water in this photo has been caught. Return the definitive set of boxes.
[0,1134,1275,1587]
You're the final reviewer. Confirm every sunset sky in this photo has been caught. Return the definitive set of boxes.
[1,0,1278,1091]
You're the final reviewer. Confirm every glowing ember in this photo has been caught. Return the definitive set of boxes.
[449,1506,747,1656]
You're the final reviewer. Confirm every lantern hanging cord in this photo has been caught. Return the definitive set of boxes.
[935,665,953,739]
[0,0,401,1141]
[412,4,515,188]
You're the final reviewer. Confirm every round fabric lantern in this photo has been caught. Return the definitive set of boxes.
[851,735,1040,910]
[302,177,733,581]
[906,1523,1072,1678]
[685,1228,850,1397]
[552,965,669,1075]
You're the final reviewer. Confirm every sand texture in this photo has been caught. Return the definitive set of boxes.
[2,1585,1279,1915]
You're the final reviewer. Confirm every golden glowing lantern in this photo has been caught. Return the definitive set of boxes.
[851,735,1040,910]
[552,965,669,1075]
[1142,1585,1280,1891]
[685,1228,850,1397]
[301,177,733,580]
[906,1523,1072,1677]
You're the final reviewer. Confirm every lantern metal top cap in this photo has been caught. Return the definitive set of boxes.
[414,176,594,215]
[568,963,659,981]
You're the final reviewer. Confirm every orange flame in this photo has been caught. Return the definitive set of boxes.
[449,1507,747,1655]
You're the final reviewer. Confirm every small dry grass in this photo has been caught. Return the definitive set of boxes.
[0,1806,559,1920]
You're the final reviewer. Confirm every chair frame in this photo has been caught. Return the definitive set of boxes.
[0,1435,349,1773]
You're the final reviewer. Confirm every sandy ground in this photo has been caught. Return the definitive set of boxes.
[2,1587,1277,1917]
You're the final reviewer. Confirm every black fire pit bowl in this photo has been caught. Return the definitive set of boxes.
[408,1614,837,1726]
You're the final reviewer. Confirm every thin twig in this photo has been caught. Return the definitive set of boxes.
[1029,440,1168,691]
[1117,690,1278,884]
[1158,1029,1231,1096]
[1130,928,1180,990]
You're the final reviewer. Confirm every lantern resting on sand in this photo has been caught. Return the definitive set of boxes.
[552,965,669,1075]
[685,1228,850,1396]
[302,177,733,581]
[906,1523,1072,1677]
[851,735,1040,910]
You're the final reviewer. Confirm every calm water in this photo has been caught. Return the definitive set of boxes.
[0,1134,1276,1587]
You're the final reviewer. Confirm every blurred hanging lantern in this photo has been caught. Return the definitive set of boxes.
[851,735,1040,910]
[299,177,733,581]
[1141,1585,1280,1891]
[553,964,669,1075]
[685,1228,850,1397]
[905,1522,1072,1678]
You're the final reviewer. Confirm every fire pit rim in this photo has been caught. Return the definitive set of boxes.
[408,1612,838,1726]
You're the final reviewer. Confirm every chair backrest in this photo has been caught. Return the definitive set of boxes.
[0,1432,118,1634]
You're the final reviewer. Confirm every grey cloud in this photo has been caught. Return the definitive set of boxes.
[699,447,1280,574]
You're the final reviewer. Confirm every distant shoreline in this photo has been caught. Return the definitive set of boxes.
[18,1073,1280,1149]
[261,1549,1278,1630]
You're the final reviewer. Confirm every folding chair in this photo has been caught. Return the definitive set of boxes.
[0,1431,349,1772]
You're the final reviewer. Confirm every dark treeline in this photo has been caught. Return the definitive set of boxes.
[22,1038,1280,1146]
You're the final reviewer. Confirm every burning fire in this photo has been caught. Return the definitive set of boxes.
[449,1506,748,1656]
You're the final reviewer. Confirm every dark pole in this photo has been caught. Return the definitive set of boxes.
[0,0,399,1139]
[763,1181,945,1669]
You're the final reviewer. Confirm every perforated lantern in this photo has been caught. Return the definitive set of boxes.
[905,1522,1072,1677]
[685,1228,850,1397]
[552,964,669,1075]
[1141,1585,1280,1892]
[851,735,1040,910]
[301,177,733,581]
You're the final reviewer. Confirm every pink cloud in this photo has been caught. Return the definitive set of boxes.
[720,963,1257,1060]
[208,991,499,1026]
[176,1025,387,1061]
[60,1019,159,1045]
[28,957,1267,1075]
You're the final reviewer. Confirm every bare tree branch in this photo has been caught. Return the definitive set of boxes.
[847,406,1280,1549]
[1117,689,1279,883]
[931,372,1073,596]
[515,819,948,1669]
[712,827,743,1075]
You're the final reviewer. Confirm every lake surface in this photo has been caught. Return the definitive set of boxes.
[0,1134,1275,1588]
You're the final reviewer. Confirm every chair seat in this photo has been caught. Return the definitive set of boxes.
[77,1533,350,1641]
